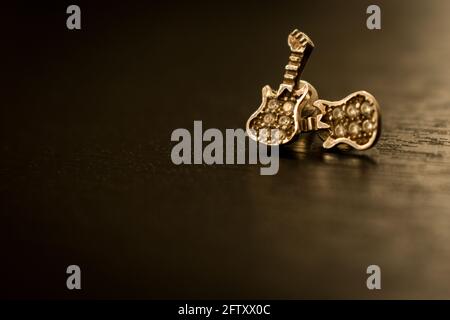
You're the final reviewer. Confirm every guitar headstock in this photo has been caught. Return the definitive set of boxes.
[288,29,314,53]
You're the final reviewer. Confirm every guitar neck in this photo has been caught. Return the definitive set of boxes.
[280,30,314,94]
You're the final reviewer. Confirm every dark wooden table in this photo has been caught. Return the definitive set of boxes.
[2,0,450,298]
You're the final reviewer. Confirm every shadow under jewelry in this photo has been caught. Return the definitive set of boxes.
[280,132,378,168]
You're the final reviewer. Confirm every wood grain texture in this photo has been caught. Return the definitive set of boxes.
[1,0,450,298]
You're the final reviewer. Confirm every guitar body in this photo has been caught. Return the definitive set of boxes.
[314,91,381,150]
[246,84,308,145]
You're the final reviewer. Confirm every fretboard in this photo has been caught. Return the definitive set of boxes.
[280,30,314,94]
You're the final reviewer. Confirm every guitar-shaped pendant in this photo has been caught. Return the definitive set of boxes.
[306,91,381,150]
[246,29,314,145]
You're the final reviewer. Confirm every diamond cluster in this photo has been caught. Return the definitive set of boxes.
[248,97,297,144]
[324,94,377,146]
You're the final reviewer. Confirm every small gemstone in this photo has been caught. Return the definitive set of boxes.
[268,100,279,110]
[258,129,269,141]
[332,108,344,120]
[361,102,373,117]
[278,116,290,126]
[272,129,286,141]
[282,101,294,113]
[263,113,276,124]
[334,125,346,137]
[346,105,358,118]
[348,122,361,136]
[362,120,374,132]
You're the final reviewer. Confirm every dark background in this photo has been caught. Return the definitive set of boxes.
[1,0,450,299]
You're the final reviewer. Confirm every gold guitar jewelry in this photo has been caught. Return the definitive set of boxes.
[299,91,381,150]
[245,28,382,150]
[314,91,381,150]
[246,29,314,145]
